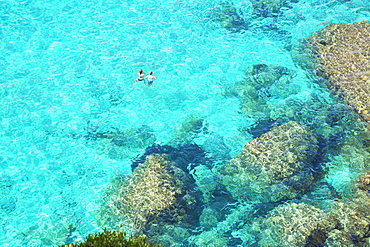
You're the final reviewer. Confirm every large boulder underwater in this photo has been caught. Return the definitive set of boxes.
[250,0,295,19]
[292,21,370,126]
[212,1,249,33]
[96,120,226,246]
[218,121,319,203]
[97,148,204,245]
[250,171,370,247]
[290,19,370,197]
[109,153,201,229]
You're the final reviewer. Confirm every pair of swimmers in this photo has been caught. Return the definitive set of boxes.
[135,69,157,85]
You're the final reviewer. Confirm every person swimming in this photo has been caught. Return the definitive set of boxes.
[135,69,145,83]
[145,71,157,86]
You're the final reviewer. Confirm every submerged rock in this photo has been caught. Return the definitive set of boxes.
[293,21,370,125]
[110,125,156,148]
[223,63,293,120]
[251,0,292,18]
[291,21,370,200]
[189,202,269,246]
[86,124,156,159]
[104,154,198,231]
[251,173,370,247]
[170,115,208,146]
[356,170,370,192]
[99,146,207,245]
[325,195,370,246]
[218,121,318,203]
[213,1,248,32]
[252,202,335,247]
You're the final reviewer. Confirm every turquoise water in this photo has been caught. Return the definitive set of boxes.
[0,0,369,246]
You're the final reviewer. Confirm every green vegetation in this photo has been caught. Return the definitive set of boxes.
[60,229,163,247]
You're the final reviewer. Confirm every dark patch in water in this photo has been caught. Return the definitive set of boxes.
[306,229,328,246]
[247,118,287,138]
[132,143,212,172]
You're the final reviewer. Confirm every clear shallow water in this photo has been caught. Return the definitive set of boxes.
[0,0,369,246]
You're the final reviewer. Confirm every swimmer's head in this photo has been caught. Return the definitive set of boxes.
[150,71,153,75]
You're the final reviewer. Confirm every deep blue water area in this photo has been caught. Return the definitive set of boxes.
[0,0,369,246]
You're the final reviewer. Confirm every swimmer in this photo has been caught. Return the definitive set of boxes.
[145,71,157,86]
[135,69,145,83]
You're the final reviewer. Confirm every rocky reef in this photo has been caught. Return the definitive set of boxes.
[98,142,211,246]
[223,63,293,121]
[290,20,370,200]
[213,1,248,32]
[325,196,370,246]
[101,154,199,233]
[250,0,291,18]
[250,170,370,246]
[91,124,156,159]
[293,21,370,125]
[253,202,335,246]
[169,115,208,146]
[218,121,319,203]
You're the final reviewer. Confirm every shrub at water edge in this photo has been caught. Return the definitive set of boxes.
[59,229,163,247]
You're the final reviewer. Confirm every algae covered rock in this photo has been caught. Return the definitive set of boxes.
[92,124,156,159]
[325,195,370,247]
[223,63,293,120]
[213,1,248,32]
[253,194,370,246]
[170,115,208,145]
[251,172,370,247]
[356,170,370,192]
[190,203,257,246]
[251,0,291,18]
[218,121,318,203]
[294,21,370,125]
[253,202,335,247]
[105,154,188,231]
[100,148,205,243]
